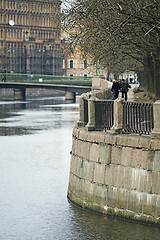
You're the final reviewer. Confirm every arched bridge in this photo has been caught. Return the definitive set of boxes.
[0,73,92,102]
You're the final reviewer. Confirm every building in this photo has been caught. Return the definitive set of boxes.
[0,0,64,75]
[62,45,95,78]
[119,70,137,83]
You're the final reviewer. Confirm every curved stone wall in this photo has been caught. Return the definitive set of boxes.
[67,126,160,225]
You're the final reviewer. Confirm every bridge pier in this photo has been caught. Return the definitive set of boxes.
[65,91,76,103]
[14,88,26,101]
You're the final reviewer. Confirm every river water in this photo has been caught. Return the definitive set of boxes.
[0,95,160,240]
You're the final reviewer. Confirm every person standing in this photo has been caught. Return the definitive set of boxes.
[2,67,6,82]
[111,79,120,100]
[120,79,131,101]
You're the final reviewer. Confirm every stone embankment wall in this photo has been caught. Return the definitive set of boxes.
[68,126,160,225]
[0,88,64,100]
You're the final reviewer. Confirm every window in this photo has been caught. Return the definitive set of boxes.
[70,74,74,79]
[62,60,65,69]
[84,59,88,69]
[8,29,10,39]
[69,60,74,69]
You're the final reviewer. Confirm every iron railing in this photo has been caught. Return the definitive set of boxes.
[95,100,114,130]
[83,97,154,135]
[0,73,92,87]
[123,102,154,134]
[84,98,88,125]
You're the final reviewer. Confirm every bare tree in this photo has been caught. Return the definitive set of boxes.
[63,0,160,96]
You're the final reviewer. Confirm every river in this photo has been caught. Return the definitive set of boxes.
[0,95,160,240]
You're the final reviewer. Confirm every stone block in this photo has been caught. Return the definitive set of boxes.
[147,150,155,171]
[76,139,83,157]
[143,194,158,217]
[83,180,94,203]
[79,129,88,141]
[77,178,85,200]
[73,127,80,138]
[106,186,118,208]
[73,138,78,156]
[70,155,77,175]
[123,167,132,190]
[131,149,148,169]
[127,190,143,213]
[80,141,91,160]
[92,184,108,206]
[104,165,113,186]
[83,160,95,182]
[151,172,160,194]
[130,168,141,191]
[75,156,84,179]
[68,173,79,195]
[111,146,122,165]
[127,135,140,148]
[71,137,76,155]
[99,144,111,164]
[150,138,160,150]
[93,162,105,184]
[155,196,160,218]
[130,168,152,193]
[139,136,151,149]
[153,151,160,172]
[104,164,119,187]
[121,147,132,167]
[116,135,128,147]
[89,143,100,162]
[117,188,128,209]
[104,134,117,145]
[94,132,105,143]
[119,165,127,188]
[85,131,96,143]
[140,170,152,193]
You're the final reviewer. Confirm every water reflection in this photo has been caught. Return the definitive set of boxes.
[0,97,160,240]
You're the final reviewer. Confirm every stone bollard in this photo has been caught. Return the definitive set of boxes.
[151,100,160,138]
[110,98,124,134]
[77,94,85,127]
[85,96,97,131]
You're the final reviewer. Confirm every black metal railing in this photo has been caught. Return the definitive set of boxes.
[123,102,154,134]
[84,98,88,125]
[95,100,114,130]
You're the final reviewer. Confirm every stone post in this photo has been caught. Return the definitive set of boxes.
[77,94,85,127]
[92,76,101,90]
[110,98,124,134]
[85,96,96,131]
[151,100,160,138]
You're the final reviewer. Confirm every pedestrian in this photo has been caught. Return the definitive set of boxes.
[2,67,6,82]
[111,79,120,100]
[120,79,131,101]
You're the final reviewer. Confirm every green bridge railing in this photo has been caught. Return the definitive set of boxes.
[0,73,92,87]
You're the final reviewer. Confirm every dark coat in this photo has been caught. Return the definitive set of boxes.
[111,81,120,92]
[120,82,131,92]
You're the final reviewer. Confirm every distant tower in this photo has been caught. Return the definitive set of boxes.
[0,0,63,75]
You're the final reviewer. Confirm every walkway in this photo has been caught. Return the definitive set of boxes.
[125,83,139,101]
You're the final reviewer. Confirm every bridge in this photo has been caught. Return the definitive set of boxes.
[0,73,92,102]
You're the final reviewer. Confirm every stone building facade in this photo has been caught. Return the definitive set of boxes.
[0,0,64,75]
